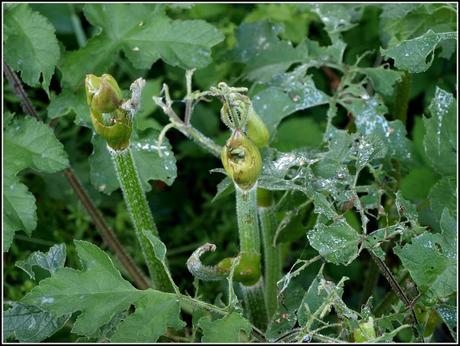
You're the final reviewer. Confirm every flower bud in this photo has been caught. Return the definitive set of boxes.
[217,252,261,286]
[90,108,132,151]
[85,74,123,114]
[247,106,269,148]
[221,130,262,190]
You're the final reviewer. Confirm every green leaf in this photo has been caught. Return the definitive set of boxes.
[4,4,60,93]
[297,274,329,327]
[47,89,90,126]
[381,30,457,73]
[429,176,456,220]
[252,68,329,135]
[3,302,69,342]
[359,67,403,96]
[436,304,456,334]
[21,240,143,336]
[198,312,252,343]
[354,134,387,171]
[394,209,456,300]
[342,96,410,161]
[3,174,37,251]
[395,191,418,226]
[16,244,66,280]
[89,128,177,194]
[304,4,364,34]
[61,4,224,89]
[423,87,457,176]
[233,21,307,82]
[111,290,185,342]
[307,219,361,265]
[400,167,438,201]
[4,116,69,175]
[311,192,339,220]
[272,118,323,151]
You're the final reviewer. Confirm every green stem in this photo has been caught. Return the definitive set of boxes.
[257,190,281,320]
[236,184,268,330]
[394,71,411,125]
[111,147,173,292]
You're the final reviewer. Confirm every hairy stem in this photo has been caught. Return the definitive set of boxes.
[111,147,173,292]
[236,185,268,330]
[4,63,150,290]
[257,191,282,320]
[394,71,411,125]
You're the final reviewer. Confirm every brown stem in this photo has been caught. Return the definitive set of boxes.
[4,63,150,290]
[367,249,422,341]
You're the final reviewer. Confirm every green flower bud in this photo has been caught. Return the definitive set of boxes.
[85,74,123,114]
[353,317,376,342]
[221,130,262,190]
[247,106,269,148]
[85,74,132,150]
[217,252,261,286]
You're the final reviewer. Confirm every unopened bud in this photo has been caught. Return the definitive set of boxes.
[247,106,269,148]
[85,74,123,114]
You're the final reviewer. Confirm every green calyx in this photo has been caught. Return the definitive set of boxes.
[85,74,132,151]
[221,129,262,190]
[217,252,261,286]
[247,106,269,148]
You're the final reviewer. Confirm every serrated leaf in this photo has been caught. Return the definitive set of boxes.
[394,209,457,300]
[4,116,69,175]
[354,135,387,171]
[4,4,60,93]
[61,4,223,89]
[233,21,307,82]
[429,176,456,221]
[16,244,66,280]
[111,290,185,342]
[212,176,235,203]
[311,192,338,220]
[47,89,90,126]
[308,220,361,265]
[343,96,410,161]
[381,30,457,73]
[3,174,37,251]
[423,87,456,176]
[359,67,403,96]
[198,312,252,343]
[21,240,144,336]
[3,302,69,342]
[89,128,177,194]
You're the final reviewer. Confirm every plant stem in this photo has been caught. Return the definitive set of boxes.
[394,71,411,125]
[4,63,150,290]
[68,4,86,48]
[235,185,268,330]
[257,190,281,320]
[111,147,173,292]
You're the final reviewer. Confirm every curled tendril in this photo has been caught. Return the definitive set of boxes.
[186,243,261,285]
[186,243,228,282]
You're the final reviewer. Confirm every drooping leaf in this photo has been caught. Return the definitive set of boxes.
[21,240,144,336]
[304,4,364,34]
[89,127,177,194]
[3,302,69,343]
[381,30,457,73]
[3,174,37,251]
[61,4,224,89]
[307,219,361,265]
[4,116,69,175]
[110,290,185,342]
[4,4,60,93]
[423,87,457,176]
[16,244,67,280]
[198,312,252,343]
[394,208,456,300]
